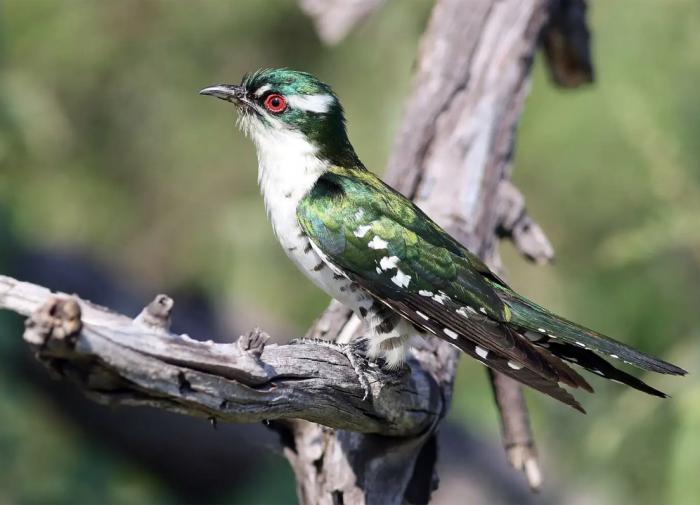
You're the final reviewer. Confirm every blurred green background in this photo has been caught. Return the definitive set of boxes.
[1,0,699,504]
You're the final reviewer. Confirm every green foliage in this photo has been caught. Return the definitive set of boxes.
[0,0,699,503]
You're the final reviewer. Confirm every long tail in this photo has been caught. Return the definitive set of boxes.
[528,336,669,397]
[492,286,687,388]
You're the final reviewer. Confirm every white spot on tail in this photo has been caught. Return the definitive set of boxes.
[354,225,371,238]
[538,328,546,333]
[367,236,388,249]
[286,93,335,113]
[479,307,487,315]
[456,307,470,318]
[507,361,523,370]
[391,269,411,287]
[416,311,429,320]
[443,328,459,339]
[375,267,382,274]
[419,290,433,297]
[379,256,400,271]
[475,346,489,359]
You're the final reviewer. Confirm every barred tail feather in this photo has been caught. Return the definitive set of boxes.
[449,333,587,413]
[384,295,591,411]
[540,341,669,398]
[496,287,687,376]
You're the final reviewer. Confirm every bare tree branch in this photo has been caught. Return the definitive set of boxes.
[298,0,386,45]
[1,275,440,436]
[496,180,555,266]
[488,370,542,490]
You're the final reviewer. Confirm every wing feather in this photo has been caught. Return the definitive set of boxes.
[297,167,682,408]
[297,169,593,410]
[493,285,687,376]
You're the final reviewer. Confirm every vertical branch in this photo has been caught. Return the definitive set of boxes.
[293,0,594,502]
[384,0,550,493]
[298,0,386,45]
[489,371,542,490]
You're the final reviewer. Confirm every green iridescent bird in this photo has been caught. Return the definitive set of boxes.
[200,68,686,412]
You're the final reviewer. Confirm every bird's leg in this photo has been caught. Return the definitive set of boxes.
[342,337,373,401]
[365,311,415,375]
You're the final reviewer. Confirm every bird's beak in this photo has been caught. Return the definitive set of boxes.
[199,84,247,104]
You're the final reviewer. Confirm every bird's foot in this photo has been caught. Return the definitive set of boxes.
[344,338,372,401]
[293,337,372,401]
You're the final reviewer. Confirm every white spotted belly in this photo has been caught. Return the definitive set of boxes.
[270,203,368,312]
[267,190,417,368]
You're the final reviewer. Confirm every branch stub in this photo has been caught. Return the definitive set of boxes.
[24,297,83,347]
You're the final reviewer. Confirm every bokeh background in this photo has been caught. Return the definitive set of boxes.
[1,1,699,504]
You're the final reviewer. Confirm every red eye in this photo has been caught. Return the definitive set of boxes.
[263,93,287,113]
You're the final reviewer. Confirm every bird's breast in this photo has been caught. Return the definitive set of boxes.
[257,158,366,311]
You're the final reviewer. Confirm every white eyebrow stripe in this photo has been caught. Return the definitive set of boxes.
[287,94,335,113]
[254,84,272,96]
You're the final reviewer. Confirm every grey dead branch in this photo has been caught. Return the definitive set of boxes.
[1,276,437,436]
[0,0,592,504]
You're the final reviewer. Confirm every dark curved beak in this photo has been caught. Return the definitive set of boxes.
[199,84,246,104]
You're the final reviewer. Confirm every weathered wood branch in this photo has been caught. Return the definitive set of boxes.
[496,180,555,266]
[0,275,440,436]
[298,0,386,45]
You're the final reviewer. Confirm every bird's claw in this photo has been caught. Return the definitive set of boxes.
[294,338,372,401]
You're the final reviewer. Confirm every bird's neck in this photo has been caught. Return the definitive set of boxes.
[254,128,362,230]
[252,130,331,245]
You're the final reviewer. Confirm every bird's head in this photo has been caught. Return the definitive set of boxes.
[200,68,359,166]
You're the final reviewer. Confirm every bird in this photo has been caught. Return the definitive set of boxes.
[200,68,686,412]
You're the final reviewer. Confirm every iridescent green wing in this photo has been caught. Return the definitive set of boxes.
[297,167,502,310]
[297,167,590,411]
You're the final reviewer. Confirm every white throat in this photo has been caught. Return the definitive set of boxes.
[247,117,327,240]
[244,116,357,309]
